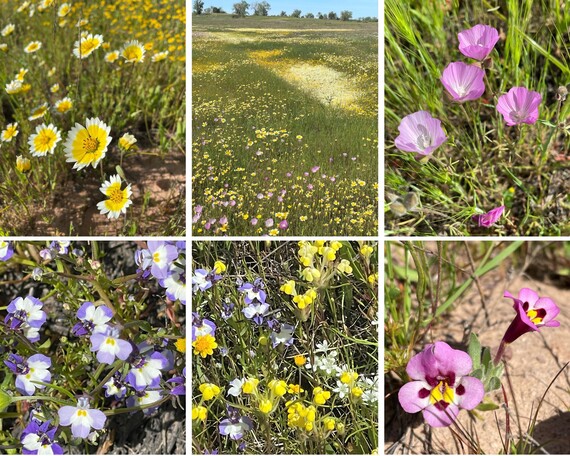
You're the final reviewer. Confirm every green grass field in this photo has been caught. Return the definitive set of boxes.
[192,14,378,236]
[385,0,570,236]
[0,0,185,235]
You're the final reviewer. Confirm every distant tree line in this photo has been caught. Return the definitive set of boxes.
[192,0,378,22]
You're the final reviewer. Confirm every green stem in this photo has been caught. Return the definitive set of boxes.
[103,396,170,416]
[11,396,73,406]
[89,363,122,397]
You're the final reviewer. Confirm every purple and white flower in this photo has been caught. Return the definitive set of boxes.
[496,86,542,126]
[72,301,113,336]
[167,367,186,396]
[219,406,254,440]
[0,241,14,261]
[4,353,51,395]
[242,302,269,325]
[440,62,486,102]
[269,322,295,348]
[58,397,107,439]
[126,389,163,415]
[238,278,267,304]
[160,257,186,305]
[458,24,500,61]
[192,313,216,341]
[90,326,132,364]
[21,420,63,455]
[192,268,222,293]
[103,373,127,399]
[127,350,168,391]
[138,241,179,279]
[394,111,447,156]
[5,296,47,342]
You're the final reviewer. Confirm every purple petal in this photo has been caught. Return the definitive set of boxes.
[517,287,539,306]
[398,380,432,413]
[90,332,106,351]
[77,302,94,319]
[116,339,133,360]
[440,62,485,102]
[71,421,91,439]
[422,402,460,427]
[58,406,76,425]
[88,409,107,430]
[454,376,485,410]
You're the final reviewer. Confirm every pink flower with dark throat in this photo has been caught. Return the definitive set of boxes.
[398,341,484,427]
[458,24,499,61]
[472,205,505,227]
[496,87,542,126]
[440,62,485,102]
[501,288,560,344]
[394,111,447,156]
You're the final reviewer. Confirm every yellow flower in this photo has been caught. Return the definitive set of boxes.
[105,51,120,63]
[192,405,207,421]
[287,383,304,394]
[351,386,363,398]
[280,280,296,296]
[96,174,132,219]
[293,355,306,366]
[340,371,358,384]
[73,33,104,59]
[64,117,112,170]
[16,156,31,173]
[1,123,19,142]
[268,229,279,236]
[28,124,61,157]
[193,334,218,358]
[300,267,320,282]
[313,387,331,405]
[121,40,145,63]
[54,97,73,113]
[330,241,343,251]
[174,338,186,353]
[360,244,374,257]
[296,135,303,140]
[28,103,49,121]
[199,383,221,401]
[337,259,353,274]
[367,273,378,285]
[16,68,28,81]
[259,398,273,414]
[242,378,259,394]
[213,260,226,273]
[323,417,335,431]
[269,379,287,397]
[118,133,137,151]
[24,41,42,53]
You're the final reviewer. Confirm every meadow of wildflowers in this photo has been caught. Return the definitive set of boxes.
[386,0,570,236]
[192,241,378,453]
[0,0,185,235]
[192,15,378,236]
[0,240,186,454]
[385,241,570,454]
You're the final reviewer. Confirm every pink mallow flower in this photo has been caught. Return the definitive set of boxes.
[458,24,500,61]
[496,87,542,126]
[58,397,107,439]
[440,62,485,102]
[394,111,447,156]
[472,205,504,227]
[398,341,484,427]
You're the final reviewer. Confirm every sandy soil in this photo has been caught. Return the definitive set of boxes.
[385,255,570,454]
[2,148,185,236]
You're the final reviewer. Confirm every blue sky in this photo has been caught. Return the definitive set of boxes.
[200,0,378,19]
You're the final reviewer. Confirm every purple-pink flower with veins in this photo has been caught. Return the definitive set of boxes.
[496,87,542,126]
[398,341,484,427]
[458,24,499,60]
[440,62,486,102]
[472,205,504,227]
[394,111,447,156]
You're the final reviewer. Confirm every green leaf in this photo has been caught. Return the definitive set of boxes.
[482,347,491,368]
[471,368,483,380]
[0,388,12,411]
[468,333,481,370]
[475,401,500,411]
[486,376,501,392]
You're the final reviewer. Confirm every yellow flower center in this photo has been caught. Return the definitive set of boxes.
[105,338,115,346]
[430,380,455,405]
[83,136,100,154]
[108,186,125,204]
[35,129,57,151]
[124,46,143,61]
[77,410,87,417]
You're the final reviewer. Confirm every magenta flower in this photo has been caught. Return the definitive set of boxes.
[458,24,499,60]
[472,205,505,227]
[440,62,485,102]
[398,341,484,427]
[496,87,542,126]
[394,111,447,156]
[501,288,560,344]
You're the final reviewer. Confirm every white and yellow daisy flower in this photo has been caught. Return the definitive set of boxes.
[118,133,136,151]
[5,80,22,94]
[64,117,111,170]
[104,50,119,63]
[28,123,61,157]
[151,50,169,62]
[1,24,14,37]
[54,97,73,113]
[24,41,42,53]
[58,3,71,17]
[96,174,132,219]
[1,122,19,142]
[121,40,145,63]
[73,33,103,59]
[16,155,31,173]
[28,102,48,120]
